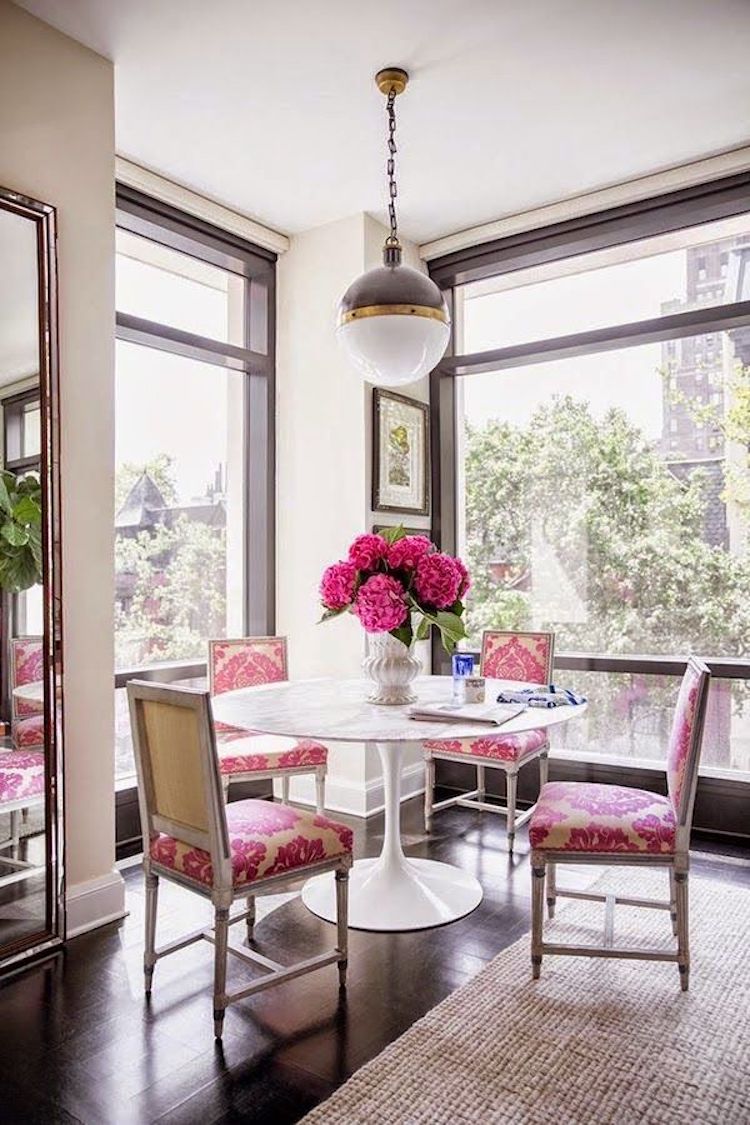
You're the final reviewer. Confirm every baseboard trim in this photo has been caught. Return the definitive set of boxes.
[285,761,425,819]
[65,869,127,939]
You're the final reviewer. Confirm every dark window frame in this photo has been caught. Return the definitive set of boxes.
[114,187,276,817]
[428,172,750,831]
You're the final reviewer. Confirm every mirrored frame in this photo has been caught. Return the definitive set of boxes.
[0,184,64,971]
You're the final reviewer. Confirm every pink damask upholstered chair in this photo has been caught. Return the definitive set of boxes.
[423,630,555,852]
[10,636,44,750]
[0,749,45,880]
[528,657,710,990]
[128,680,351,1040]
[208,637,328,813]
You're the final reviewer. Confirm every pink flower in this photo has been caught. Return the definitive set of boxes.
[387,535,434,571]
[454,557,471,599]
[348,534,388,572]
[320,560,358,609]
[413,552,462,610]
[353,574,408,633]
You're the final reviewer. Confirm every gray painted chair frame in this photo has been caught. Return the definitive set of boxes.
[208,636,327,814]
[128,680,350,1040]
[530,656,710,990]
[424,630,555,852]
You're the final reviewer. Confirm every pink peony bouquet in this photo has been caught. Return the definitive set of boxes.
[320,527,470,653]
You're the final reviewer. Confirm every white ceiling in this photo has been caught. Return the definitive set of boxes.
[17,0,750,244]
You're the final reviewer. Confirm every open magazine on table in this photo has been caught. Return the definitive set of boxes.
[409,703,526,726]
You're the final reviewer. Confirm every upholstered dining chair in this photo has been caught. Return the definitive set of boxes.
[10,636,44,750]
[208,636,328,813]
[423,630,555,852]
[128,680,352,1040]
[528,656,710,990]
[0,749,45,882]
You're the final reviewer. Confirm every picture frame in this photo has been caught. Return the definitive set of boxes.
[372,388,430,515]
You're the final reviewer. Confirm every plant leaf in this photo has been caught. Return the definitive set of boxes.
[0,475,13,516]
[415,615,431,641]
[12,495,41,526]
[319,605,348,623]
[378,525,406,545]
[1,523,29,547]
[390,620,413,648]
[435,610,467,641]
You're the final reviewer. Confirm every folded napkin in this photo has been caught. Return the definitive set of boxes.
[495,684,586,709]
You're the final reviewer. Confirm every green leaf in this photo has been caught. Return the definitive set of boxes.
[435,610,467,641]
[1,523,29,547]
[415,615,431,641]
[319,605,348,623]
[0,475,13,516]
[437,628,458,656]
[378,525,406,545]
[389,620,413,648]
[12,495,41,526]
[0,550,39,593]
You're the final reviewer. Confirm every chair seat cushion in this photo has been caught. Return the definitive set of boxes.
[0,750,45,804]
[149,799,352,888]
[529,781,676,854]
[423,727,547,764]
[217,734,328,776]
[13,715,45,750]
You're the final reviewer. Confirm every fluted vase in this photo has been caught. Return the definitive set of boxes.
[363,631,421,705]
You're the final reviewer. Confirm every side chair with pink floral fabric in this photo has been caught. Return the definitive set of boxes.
[10,636,44,751]
[423,630,555,852]
[528,656,710,990]
[0,749,46,884]
[127,680,352,1041]
[208,637,328,814]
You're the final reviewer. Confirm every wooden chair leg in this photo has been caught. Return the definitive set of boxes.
[213,906,230,1040]
[675,871,690,991]
[476,763,486,802]
[245,894,255,942]
[315,767,325,815]
[144,871,159,996]
[506,772,518,853]
[335,866,349,989]
[668,867,678,936]
[547,861,557,919]
[424,756,435,833]
[539,750,549,789]
[531,858,546,979]
[281,776,290,804]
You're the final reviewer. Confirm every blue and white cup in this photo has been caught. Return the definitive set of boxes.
[452,651,475,703]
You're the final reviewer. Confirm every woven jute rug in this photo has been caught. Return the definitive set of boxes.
[301,867,749,1125]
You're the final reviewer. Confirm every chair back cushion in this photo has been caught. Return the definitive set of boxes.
[209,637,288,695]
[666,657,711,824]
[128,682,230,881]
[480,631,554,684]
[11,636,44,718]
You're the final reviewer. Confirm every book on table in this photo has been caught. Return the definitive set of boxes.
[408,703,526,726]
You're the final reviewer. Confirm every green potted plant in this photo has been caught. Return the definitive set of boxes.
[0,470,43,593]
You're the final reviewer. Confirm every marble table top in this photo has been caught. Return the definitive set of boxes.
[211,675,587,744]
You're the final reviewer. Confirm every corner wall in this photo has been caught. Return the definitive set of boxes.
[0,1,123,933]
[276,212,432,813]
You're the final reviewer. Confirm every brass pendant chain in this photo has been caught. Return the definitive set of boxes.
[386,88,399,247]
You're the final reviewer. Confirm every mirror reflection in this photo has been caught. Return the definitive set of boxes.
[0,205,47,950]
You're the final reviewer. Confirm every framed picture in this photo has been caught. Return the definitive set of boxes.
[372,388,430,515]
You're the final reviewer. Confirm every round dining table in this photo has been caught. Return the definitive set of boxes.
[212,675,586,933]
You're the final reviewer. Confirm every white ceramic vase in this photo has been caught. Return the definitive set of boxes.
[363,631,421,705]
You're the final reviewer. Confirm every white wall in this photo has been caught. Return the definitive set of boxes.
[0,1,123,933]
[277,212,432,812]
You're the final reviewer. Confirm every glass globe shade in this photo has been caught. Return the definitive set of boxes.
[337,314,450,386]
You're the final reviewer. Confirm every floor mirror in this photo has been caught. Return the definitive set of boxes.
[0,185,64,970]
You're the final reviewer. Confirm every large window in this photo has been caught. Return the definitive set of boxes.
[431,175,750,782]
[114,189,275,784]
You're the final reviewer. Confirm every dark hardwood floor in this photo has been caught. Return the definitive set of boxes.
[0,794,748,1125]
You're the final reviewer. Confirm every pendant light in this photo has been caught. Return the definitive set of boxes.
[336,67,450,386]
